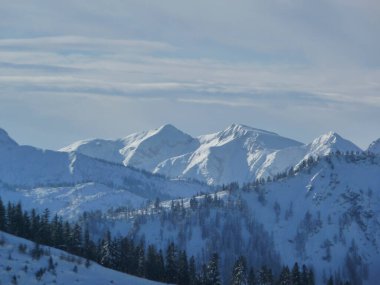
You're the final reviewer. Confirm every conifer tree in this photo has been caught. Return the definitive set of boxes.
[247,267,256,285]
[292,262,301,285]
[178,250,190,285]
[258,265,273,285]
[165,242,178,283]
[0,197,5,231]
[206,253,221,285]
[278,266,291,285]
[189,256,197,285]
[231,256,248,285]
[136,243,145,277]
[301,264,309,285]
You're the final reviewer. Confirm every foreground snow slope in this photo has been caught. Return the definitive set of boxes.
[0,231,164,285]
[0,128,212,218]
[110,153,380,284]
[61,124,362,185]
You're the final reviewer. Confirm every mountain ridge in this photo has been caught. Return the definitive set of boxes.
[60,124,363,185]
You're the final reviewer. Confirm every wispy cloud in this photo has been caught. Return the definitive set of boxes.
[0,1,379,149]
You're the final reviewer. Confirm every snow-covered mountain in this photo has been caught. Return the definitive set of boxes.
[107,152,380,285]
[61,124,200,171]
[0,128,212,218]
[0,126,378,284]
[257,131,362,178]
[368,138,380,154]
[0,231,163,285]
[61,124,362,185]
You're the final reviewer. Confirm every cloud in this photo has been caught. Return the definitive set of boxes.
[0,1,379,149]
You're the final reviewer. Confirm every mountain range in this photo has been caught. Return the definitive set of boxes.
[0,125,379,284]
[61,123,364,185]
[0,127,211,218]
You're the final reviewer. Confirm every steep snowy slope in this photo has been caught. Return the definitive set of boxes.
[368,138,380,154]
[155,124,303,185]
[61,124,200,171]
[0,128,212,218]
[61,124,362,186]
[109,152,380,285]
[0,231,163,285]
[257,131,362,178]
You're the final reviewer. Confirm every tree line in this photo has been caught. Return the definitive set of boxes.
[0,198,353,284]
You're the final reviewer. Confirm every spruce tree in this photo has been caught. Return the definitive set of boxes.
[0,197,5,231]
[178,250,190,285]
[189,256,197,285]
[156,249,165,282]
[231,256,247,285]
[278,266,291,285]
[308,268,315,285]
[292,262,301,285]
[247,267,256,285]
[206,253,221,285]
[165,242,178,283]
[301,264,309,285]
[136,244,145,277]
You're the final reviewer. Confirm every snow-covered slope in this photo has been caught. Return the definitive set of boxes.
[111,152,380,284]
[0,231,163,285]
[155,124,303,185]
[368,138,380,154]
[0,128,212,218]
[61,124,200,171]
[61,124,362,186]
[257,131,362,178]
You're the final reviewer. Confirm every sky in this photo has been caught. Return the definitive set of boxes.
[0,0,379,149]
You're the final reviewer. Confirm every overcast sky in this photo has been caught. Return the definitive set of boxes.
[0,0,379,149]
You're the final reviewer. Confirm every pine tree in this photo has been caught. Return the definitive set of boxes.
[231,256,248,285]
[308,269,315,285]
[292,262,301,285]
[145,244,157,280]
[0,197,5,231]
[40,208,50,244]
[100,230,114,267]
[177,250,190,285]
[301,264,309,285]
[278,266,291,285]
[156,249,165,282]
[206,253,221,285]
[189,256,197,285]
[136,243,145,277]
[71,223,83,255]
[165,242,178,283]
[258,265,273,285]
[30,209,40,242]
[22,211,31,240]
[247,267,256,285]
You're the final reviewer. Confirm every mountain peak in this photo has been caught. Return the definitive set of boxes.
[318,131,341,143]
[309,131,361,155]
[153,124,194,141]
[0,128,18,146]
[156,123,182,133]
[368,138,380,154]
[223,123,278,137]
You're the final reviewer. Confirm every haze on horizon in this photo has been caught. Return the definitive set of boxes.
[0,0,379,150]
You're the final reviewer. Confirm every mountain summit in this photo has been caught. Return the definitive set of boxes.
[307,131,361,156]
